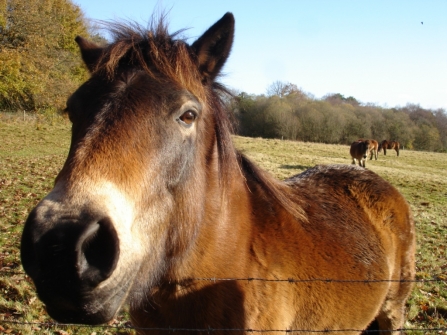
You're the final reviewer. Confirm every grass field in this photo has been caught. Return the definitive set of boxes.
[1,115,446,334]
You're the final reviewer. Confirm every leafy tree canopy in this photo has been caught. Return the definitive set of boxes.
[324,93,360,106]
[0,0,92,111]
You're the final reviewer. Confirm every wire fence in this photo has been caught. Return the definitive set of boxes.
[1,269,446,334]
[0,320,446,334]
[1,269,446,283]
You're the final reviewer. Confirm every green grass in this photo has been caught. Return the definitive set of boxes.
[1,117,446,334]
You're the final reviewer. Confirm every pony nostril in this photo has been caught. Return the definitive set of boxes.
[76,218,120,286]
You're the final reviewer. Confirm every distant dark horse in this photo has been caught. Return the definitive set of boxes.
[350,139,371,167]
[21,12,415,335]
[379,140,400,156]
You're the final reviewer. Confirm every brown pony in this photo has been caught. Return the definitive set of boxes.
[21,13,415,335]
[368,139,379,160]
[379,140,400,156]
[350,139,371,167]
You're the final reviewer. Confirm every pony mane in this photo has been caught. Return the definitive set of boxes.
[239,153,307,222]
[94,18,205,99]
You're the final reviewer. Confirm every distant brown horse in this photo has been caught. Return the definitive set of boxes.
[368,139,379,160]
[21,13,415,335]
[350,139,371,167]
[379,140,400,156]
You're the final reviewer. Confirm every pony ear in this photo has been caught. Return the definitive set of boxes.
[192,12,235,83]
[75,36,104,73]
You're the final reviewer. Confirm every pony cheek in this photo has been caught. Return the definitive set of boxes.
[160,134,198,188]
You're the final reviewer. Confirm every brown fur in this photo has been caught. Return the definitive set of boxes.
[350,139,371,167]
[379,140,400,156]
[21,13,415,335]
[368,139,379,160]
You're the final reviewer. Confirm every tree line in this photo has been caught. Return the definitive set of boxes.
[1,2,446,152]
[231,82,447,152]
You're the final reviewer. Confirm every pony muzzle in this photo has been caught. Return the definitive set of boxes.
[21,206,121,323]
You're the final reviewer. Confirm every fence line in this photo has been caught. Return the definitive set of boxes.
[1,320,446,334]
[1,270,445,333]
[1,270,446,284]
[193,277,446,284]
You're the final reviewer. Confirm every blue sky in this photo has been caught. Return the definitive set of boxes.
[73,0,447,110]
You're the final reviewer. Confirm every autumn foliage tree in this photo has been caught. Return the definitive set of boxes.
[0,0,91,112]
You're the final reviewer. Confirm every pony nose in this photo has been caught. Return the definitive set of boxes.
[21,211,120,288]
[75,218,120,285]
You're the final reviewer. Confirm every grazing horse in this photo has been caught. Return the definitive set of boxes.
[379,140,400,156]
[350,139,371,167]
[368,139,379,160]
[21,13,415,335]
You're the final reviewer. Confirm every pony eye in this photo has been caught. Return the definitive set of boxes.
[179,110,197,125]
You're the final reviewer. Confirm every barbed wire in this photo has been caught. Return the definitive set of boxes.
[1,270,446,284]
[1,270,446,333]
[0,320,446,334]
[192,277,447,284]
